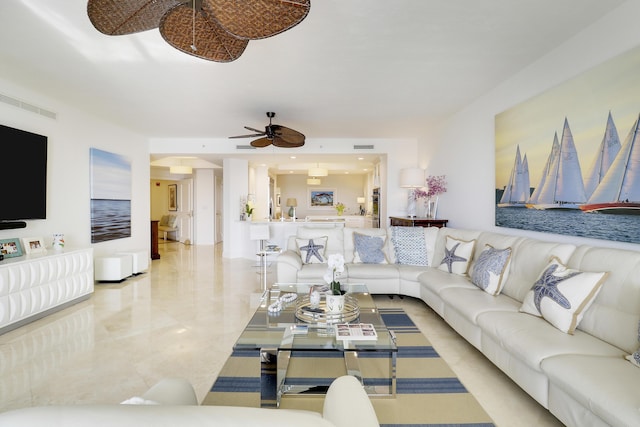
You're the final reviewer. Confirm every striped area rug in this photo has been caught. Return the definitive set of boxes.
[203,308,495,427]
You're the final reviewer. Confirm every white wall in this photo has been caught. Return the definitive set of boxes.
[194,169,215,245]
[0,78,150,257]
[422,1,640,251]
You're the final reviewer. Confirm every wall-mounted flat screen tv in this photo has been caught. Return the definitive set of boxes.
[1,124,48,220]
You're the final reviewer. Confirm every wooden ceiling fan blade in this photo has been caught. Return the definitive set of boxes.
[273,125,305,144]
[87,0,181,35]
[204,0,310,40]
[160,4,248,62]
[250,137,273,148]
[229,134,264,139]
[244,126,265,134]
[273,137,304,148]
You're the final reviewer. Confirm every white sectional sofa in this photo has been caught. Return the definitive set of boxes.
[276,225,640,427]
[0,376,379,427]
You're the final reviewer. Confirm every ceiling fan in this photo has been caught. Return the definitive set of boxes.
[230,112,305,148]
[86,0,310,62]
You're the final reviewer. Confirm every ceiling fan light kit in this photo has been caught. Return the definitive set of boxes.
[87,0,311,62]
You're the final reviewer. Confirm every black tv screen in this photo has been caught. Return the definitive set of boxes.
[1,124,48,220]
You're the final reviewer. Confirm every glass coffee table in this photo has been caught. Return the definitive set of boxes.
[234,283,397,407]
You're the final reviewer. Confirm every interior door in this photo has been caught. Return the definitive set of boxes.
[178,178,193,243]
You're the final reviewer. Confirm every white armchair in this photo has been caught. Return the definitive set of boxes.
[158,215,178,240]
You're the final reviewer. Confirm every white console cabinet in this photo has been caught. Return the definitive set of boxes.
[0,248,94,334]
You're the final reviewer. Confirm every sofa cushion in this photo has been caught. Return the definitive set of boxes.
[568,245,640,354]
[542,354,640,427]
[390,226,429,266]
[353,232,388,264]
[500,239,576,303]
[470,245,512,295]
[296,237,328,264]
[437,236,475,275]
[159,215,169,226]
[520,257,607,334]
[477,311,625,373]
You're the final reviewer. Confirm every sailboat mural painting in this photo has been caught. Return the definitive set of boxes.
[497,145,530,208]
[581,114,640,215]
[495,45,640,244]
[529,118,587,210]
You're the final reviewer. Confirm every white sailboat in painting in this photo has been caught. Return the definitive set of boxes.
[498,145,530,208]
[581,113,640,215]
[530,118,587,210]
[583,111,622,198]
[527,132,560,206]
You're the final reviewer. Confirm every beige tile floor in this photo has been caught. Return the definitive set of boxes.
[0,241,563,426]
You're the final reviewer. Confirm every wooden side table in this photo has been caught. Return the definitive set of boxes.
[389,217,448,228]
[151,220,160,260]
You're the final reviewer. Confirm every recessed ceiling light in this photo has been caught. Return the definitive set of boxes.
[290,156,296,159]
[358,157,364,160]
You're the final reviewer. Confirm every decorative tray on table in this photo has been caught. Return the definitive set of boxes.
[294,294,360,324]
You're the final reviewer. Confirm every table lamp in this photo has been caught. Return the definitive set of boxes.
[286,198,297,221]
[357,197,366,215]
[400,167,424,218]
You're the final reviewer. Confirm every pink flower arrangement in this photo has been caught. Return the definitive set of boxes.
[413,189,428,199]
[413,175,447,199]
[426,175,447,197]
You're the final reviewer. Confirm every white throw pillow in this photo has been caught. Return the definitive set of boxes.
[437,236,475,275]
[520,257,607,334]
[470,245,512,295]
[296,237,328,264]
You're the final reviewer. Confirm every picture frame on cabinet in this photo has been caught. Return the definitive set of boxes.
[22,237,46,254]
[0,238,23,258]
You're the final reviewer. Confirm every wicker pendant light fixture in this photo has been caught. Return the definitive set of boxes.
[87,0,311,62]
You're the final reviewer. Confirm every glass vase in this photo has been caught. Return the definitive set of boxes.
[426,196,439,219]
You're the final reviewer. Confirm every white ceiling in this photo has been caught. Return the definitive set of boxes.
[0,0,626,174]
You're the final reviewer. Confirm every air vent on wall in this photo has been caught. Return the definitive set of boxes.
[353,144,374,150]
[0,93,57,120]
[236,145,257,150]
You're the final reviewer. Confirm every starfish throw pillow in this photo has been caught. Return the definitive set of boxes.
[296,237,328,264]
[470,245,512,295]
[520,257,608,334]
[626,323,640,368]
[437,236,475,276]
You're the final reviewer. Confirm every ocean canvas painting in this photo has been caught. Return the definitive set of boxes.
[495,45,640,244]
[90,148,132,243]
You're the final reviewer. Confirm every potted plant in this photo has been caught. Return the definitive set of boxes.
[324,253,345,313]
[335,202,345,216]
[245,203,254,220]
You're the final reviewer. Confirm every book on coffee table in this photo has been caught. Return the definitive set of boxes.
[335,323,378,340]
